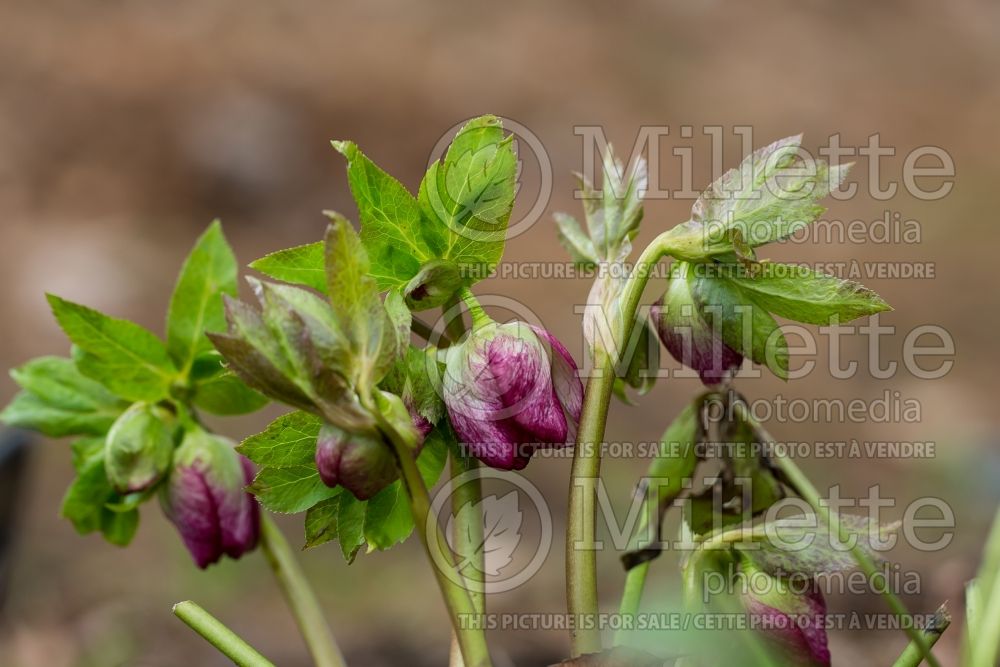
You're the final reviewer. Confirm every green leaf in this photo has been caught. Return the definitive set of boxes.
[383,289,412,360]
[192,371,269,416]
[2,357,127,436]
[237,411,322,467]
[416,425,449,485]
[100,507,139,546]
[337,492,367,562]
[61,440,111,534]
[324,216,395,386]
[60,437,138,545]
[332,141,433,290]
[419,115,517,284]
[741,514,899,578]
[48,295,177,402]
[247,464,339,514]
[614,317,660,399]
[722,262,891,325]
[249,241,328,294]
[363,481,412,551]
[166,221,238,374]
[359,426,447,554]
[690,276,788,379]
[581,148,647,258]
[381,346,445,426]
[554,212,598,268]
[304,496,341,548]
[692,134,849,248]
[648,401,701,497]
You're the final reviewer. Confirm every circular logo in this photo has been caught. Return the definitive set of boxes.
[426,468,552,594]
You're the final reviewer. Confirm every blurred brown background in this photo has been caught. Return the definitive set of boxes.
[1,1,997,665]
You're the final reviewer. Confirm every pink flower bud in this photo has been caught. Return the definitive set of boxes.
[160,429,259,568]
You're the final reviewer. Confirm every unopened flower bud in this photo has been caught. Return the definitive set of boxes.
[651,262,742,386]
[404,260,462,311]
[315,423,396,500]
[160,428,259,568]
[443,320,582,470]
[104,402,177,493]
[740,559,830,666]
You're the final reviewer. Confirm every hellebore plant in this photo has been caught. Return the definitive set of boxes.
[3,115,984,667]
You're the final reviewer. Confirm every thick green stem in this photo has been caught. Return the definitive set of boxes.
[566,232,674,656]
[567,348,616,655]
[173,600,276,667]
[259,515,347,667]
[369,403,492,667]
[448,453,485,667]
[746,411,943,667]
[891,604,950,667]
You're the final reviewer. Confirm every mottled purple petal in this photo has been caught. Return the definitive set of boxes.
[486,332,567,443]
[650,297,742,386]
[315,424,397,500]
[530,325,584,423]
[161,432,259,569]
[744,592,829,666]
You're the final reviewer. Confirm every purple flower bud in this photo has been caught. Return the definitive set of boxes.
[104,402,177,493]
[315,391,431,500]
[443,321,582,470]
[651,262,742,386]
[315,423,396,500]
[160,429,259,569]
[740,559,830,666]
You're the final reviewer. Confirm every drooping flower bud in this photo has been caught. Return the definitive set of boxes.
[739,559,830,666]
[650,262,742,386]
[160,428,259,568]
[315,391,430,500]
[443,320,582,470]
[104,402,177,493]
[403,259,462,311]
[315,423,396,500]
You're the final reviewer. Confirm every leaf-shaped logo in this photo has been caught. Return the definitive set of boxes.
[446,491,523,577]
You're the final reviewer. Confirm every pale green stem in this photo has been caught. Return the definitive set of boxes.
[448,453,485,667]
[732,405,943,667]
[458,287,492,330]
[259,515,347,667]
[173,600,276,667]
[367,398,493,667]
[891,604,950,667]
[615,561,649,644]
[567,231,675,656]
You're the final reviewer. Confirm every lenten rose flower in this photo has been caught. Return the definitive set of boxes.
[443,320,582,470]
[160,428,259,568]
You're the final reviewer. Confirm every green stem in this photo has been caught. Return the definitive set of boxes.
[448,453,485,667]
[443,293,470,342]
[891,604,950,667]
[739,408,943,667]
[567,348,616,655]
[259,515,347,667]
[411,316,451,347]
[567,231,674,656]
[458,288,492,330]
[615,561,649,644]
[368,400,493,667]
[173,600,276,667]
